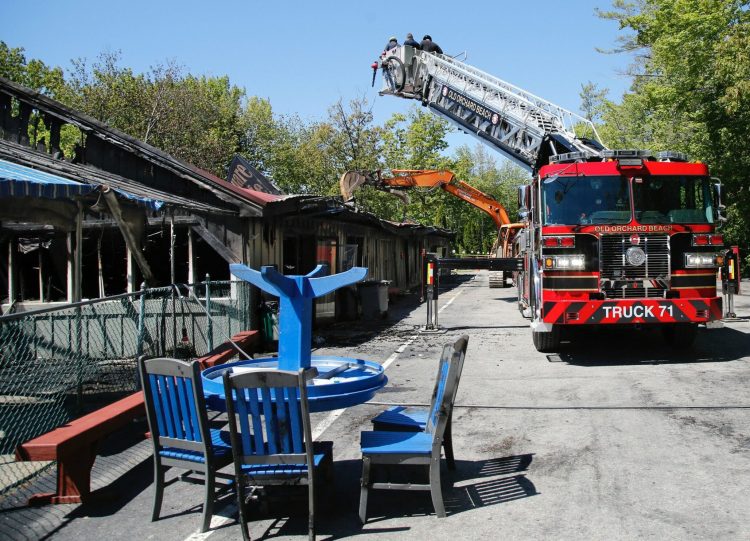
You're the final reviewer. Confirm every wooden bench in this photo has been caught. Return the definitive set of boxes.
[196,330,260,369]
[15,330,260,505]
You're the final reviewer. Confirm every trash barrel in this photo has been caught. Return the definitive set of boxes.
[359,280,390,318]
[261,301,279,343]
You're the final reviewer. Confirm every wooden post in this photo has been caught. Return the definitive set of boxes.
[170,213,177,353]
[8,240,15,304]
[97,231,104,298]
[187,226,195,286]
[67,232,74,303]
[38,249,44,302]
[74,201,83,302]
[126,247,135,293]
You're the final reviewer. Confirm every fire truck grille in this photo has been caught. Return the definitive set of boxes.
[604,287,667,299]
[600,233,670,299]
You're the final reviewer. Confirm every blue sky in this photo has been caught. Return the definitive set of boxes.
[2,0,632,159]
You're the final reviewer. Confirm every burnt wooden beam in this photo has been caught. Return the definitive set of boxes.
[191,223,241,264]
[101,186,155,285]
[0,93,10,138]
[17,102,31,146]
[45,114,62,158]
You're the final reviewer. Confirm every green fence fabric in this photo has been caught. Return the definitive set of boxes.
[0,279,253,506]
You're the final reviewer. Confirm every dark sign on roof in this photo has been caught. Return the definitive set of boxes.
[227,155,283,195]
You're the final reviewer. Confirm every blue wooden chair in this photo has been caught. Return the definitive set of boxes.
[222,367,333,541]
[358,336,468,522]
[371,335,469,469]
[139,357,234,533]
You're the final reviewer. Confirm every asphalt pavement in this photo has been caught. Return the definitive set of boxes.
[4,271,750,540]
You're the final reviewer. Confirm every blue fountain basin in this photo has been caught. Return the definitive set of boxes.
[202,355,388,412]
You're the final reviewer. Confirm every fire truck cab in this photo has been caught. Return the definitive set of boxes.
[518,150,725,351]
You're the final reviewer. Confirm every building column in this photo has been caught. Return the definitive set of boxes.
[187,226,195,285]
[8,240,15,303]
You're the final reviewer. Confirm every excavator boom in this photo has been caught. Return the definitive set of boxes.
[340,169,511,229]
[442,181,510,228]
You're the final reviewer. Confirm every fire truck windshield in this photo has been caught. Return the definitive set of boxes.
[542,176,630,225]
[633,176,713,224]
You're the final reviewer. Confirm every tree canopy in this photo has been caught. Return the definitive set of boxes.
[593,0,750,264]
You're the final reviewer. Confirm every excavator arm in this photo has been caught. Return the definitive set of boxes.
[340,169,511,228]
[441,181,510,228]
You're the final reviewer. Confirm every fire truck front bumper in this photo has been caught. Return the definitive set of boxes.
[541,297,723,326]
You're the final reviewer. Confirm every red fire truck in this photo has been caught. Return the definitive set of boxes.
[375,45,726,351]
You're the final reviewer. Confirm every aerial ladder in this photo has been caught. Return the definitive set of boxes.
[374,46,606,172]
[340,168,523,287]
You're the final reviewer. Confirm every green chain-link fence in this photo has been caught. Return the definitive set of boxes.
[0,278,253,506]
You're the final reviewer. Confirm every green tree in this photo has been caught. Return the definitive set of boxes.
[0,41,66,97]
[62,52,249,175]
[370,107,456,225]
[451,145,526,253]
[597,0,750,264]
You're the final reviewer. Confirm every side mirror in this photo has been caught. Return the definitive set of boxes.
[517,184,531,220]
[712,177,726,227]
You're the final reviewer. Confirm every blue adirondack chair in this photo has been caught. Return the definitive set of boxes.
[370,335,468,470]
[358,335,468,522]
[139,357,234,533]
[222,367,333,541]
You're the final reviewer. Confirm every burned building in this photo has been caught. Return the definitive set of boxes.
[0,77,451,321]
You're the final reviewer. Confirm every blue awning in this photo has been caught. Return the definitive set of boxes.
[0,159,163,210]
[0,159,95,199]
[113,190,164,211]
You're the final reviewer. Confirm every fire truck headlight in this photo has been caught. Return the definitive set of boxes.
[551,255,585,270]
[685,253,718,268]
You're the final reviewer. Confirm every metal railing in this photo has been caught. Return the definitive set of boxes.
[0,277,253,505]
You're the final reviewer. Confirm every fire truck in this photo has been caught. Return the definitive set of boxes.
[374,45,727,352]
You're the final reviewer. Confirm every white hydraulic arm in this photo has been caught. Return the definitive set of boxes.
[377,47,607,172]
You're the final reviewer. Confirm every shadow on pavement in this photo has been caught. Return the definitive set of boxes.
[452,454,534,478]
[317,277,470,349]
[444,474,537,514]
[550,325,750,365]
[0,422,152,541]
[213,454,537,537]
[448,325,528,331]
[354,454,537,524]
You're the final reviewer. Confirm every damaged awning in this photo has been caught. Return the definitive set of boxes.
[0,158,163,210]
[0,159,95,198]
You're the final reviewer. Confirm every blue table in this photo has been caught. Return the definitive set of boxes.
[202,355,388,413]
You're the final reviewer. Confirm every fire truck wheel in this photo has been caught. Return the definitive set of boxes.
[661,323,697,349]
[532,326,561,353]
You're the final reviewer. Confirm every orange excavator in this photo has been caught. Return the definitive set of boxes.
[340,169,524,287]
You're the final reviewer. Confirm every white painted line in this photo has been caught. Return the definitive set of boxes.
[385,335,418,369]
[184,508,236,541]
[312,407,346,440]
[438,287,464,313]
